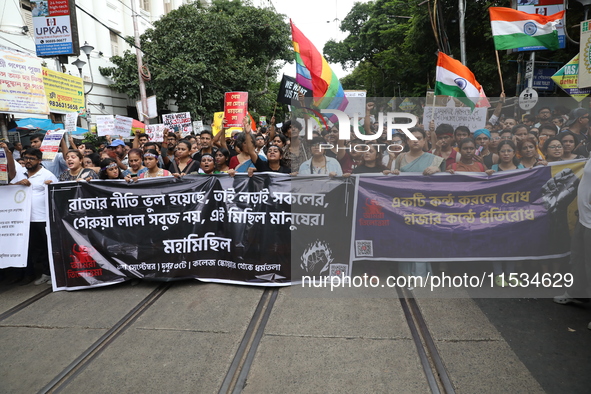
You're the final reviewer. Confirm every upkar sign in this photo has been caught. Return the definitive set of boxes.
[32,0,80,57]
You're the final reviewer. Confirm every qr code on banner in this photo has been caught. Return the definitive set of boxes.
[355,240,373,257]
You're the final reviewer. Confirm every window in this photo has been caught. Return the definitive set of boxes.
[110,31,119,57]
[140,0,150,12]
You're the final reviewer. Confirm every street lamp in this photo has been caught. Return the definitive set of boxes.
[71,58,86,78]
[80,41,94,95]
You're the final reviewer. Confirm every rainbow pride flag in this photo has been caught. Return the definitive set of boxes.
[291,20,348,112]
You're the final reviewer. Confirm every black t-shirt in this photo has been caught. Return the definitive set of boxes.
[254,158,291,174]
[192,147,218,163]
[352,164,386,174]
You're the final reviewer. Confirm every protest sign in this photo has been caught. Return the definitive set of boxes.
[0,185,31,268]
[353,161,584,262]
[344,90,367,118]
[114,115,133,137]
[96,115,115,136]
[422,106,487,132]
[145,124,166,142]
[277,75,312,105]
[135,95,158,121]
[224,92,248,128]
[65,112,77,132]
[40,130,65,160]
[47,174,350,290]
[162,112,193,137]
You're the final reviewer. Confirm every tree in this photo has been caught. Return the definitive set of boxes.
[325,0,582,99]
[100,0,293,121]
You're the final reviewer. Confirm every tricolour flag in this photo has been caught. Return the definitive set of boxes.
[489,7,564,51]
[290,20,348,112]
[434,52,482,110]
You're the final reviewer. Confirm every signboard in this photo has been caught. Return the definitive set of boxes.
[32,0,80,57]
[145,124,166,142]
[64,112,77,132]
[344,90,367,118]
[0,48,49,115]
[399,98,417,112]
[551,55,591,102]
[422,106,487,132]
[40,129,65,161]
[519,87,539,111]
[42,67,84,114]
[224,92,248,128]
[162,112,193,137]
[515,1,565,52]
[579,20,591,88]
[211,111,225,137]
[114,115,133,137]
[96,115,115,136]
[135,95,158,121]
[532,68,556,91]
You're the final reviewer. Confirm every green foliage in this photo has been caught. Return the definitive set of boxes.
[100,0,293,122]
[326,0,581,99]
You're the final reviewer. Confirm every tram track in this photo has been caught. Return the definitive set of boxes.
[38,282,172,394]
[398,287,455,394]
[0,287,53,323]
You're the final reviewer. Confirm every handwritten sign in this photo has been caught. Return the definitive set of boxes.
[114,115,133,137]
[96,115,115,136]
[65,112,77,132]
[422,107,487,132]
[145,124,166,142]
[224,92,248,128]
[162,112,193,137]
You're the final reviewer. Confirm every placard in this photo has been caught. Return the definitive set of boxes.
[162,112,193,137]
[422,106,487,132]
[224,92,248,128]
[65,112,77,132]
[114,115,133,137]
[40,129,65,161]
[95,115,115,136]
[145,124,166,142]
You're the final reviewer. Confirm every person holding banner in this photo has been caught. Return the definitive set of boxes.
[139,150,172,178]
[491,140,524,172]
[473,129,498,169]
[99,159,124,180]
[242,131,291,174]
[122,149,147,179]
[215,148,231,173]
[167,139,199,176]
[392,127,444,279]
[11,148,58,285]
[59,150,98,182]
[557,132,586,161]
[446,138,493,175]
[541,137,565,164]
[298,137,343,176]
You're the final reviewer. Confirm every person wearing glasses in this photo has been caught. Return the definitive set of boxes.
[11,148,58,286]
[534,107,552,128]
[490,140,524,172]
[297,137,343,176]
[542,137,564,163]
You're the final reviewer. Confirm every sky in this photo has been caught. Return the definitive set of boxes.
[271,0,369,80]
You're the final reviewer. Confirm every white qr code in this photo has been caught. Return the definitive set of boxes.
[355,240,373,257]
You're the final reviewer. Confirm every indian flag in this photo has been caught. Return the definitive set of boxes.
[434,52,482,110]
[489,7,564,51]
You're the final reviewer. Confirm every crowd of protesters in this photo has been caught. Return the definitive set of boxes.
[1,98,591,331]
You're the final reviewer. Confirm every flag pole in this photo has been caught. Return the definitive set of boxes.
[495,50,505,94]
